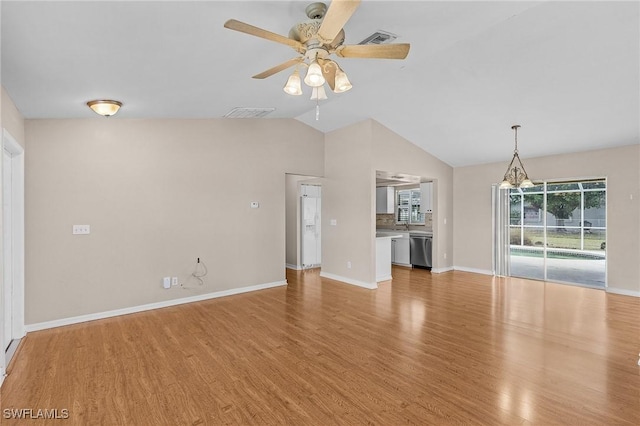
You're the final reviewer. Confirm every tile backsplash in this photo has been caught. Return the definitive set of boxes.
[376,213,433,230]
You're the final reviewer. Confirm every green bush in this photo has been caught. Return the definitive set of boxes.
[510,233,532,246]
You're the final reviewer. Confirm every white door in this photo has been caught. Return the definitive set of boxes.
[3,148,13,350]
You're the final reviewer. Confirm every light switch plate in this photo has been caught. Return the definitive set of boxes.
[72,225,90,235]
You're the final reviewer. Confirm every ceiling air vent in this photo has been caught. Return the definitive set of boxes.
[358,30,398,45]
[224,107,275,118]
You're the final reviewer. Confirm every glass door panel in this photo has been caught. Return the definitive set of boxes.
[507,180,606,288]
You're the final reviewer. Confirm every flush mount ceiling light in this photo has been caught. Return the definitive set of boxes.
[500,125,534,189]
[224,1,410,120]
[86,100,122,117]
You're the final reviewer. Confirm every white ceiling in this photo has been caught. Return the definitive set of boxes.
[2,1,638,167]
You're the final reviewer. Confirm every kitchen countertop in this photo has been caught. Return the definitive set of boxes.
[375,233,403,239]
[376,229,432,237]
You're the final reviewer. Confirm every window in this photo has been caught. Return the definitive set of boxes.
[396,189,424,224]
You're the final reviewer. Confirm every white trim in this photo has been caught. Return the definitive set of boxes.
[319,271,378,289]
[431,266,454,274]
[285,263,302,270]
[453,266,493,275]
[377,274,393,282]
[1,129,25,387]
[25,280,287,333]
[606,287,640,298]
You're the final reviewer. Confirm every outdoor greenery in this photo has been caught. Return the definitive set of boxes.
[510,188,605,228]
[510,228,605,251]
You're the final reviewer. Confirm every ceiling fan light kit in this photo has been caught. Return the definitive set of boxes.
[224,0,410,116]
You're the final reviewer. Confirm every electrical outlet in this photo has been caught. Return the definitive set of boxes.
[347,261,352,269]
[444,252,447,259]
[171,277,178,286]
[163,277,171,289]
[72,225,91,235]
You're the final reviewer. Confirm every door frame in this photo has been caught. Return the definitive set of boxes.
[1,129,25,386]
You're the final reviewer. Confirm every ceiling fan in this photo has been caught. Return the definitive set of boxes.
[224,0,410,99]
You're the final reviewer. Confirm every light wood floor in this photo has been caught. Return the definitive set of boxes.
[2,268,639,425]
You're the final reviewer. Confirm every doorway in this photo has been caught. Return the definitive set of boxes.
[300,184,321,269]
[1,129,25,384]
[285,174,322,271]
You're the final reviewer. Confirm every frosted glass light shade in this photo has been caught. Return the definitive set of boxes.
[87,100,122,116]
[283,70,303,95]
[520,178,534,188]
[334,69,352,93]
[310,86,327,100]
[304,62,325,87]
[499,179,514,189]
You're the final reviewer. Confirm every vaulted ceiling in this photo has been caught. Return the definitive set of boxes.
[2,1,638,166]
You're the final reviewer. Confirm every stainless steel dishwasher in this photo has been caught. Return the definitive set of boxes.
[410,233,432,269]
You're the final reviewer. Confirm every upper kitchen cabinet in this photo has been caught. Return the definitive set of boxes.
[420,182,433,213]
[376,187,395,214]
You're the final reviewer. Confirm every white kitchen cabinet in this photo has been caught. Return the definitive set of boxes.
[391,234,411,266]
[376,186,395,214]
[420,182,433,214]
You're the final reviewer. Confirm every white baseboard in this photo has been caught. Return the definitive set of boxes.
[453,266,493,275]
[377,274,393,282]
[431,266,454,274]
[606,287,640,297]
[25,280,288,333]
[285,263,302,270]
[319,271,377,289]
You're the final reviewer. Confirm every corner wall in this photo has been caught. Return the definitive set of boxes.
[453,144,640,294]
[322,121,375,286]
[25,118,324,324]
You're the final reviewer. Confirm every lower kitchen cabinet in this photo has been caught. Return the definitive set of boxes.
[391,235,411,266]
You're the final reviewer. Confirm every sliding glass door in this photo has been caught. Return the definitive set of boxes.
[504,179,606,288]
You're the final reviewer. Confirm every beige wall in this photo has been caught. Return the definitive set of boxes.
[322,120,375,285]
[453,144,640,293]
[2,87,25,147]
[371,121,454,271]
[25,118,324,324]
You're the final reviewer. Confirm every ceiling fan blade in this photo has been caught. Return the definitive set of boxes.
[317,0,361,43]
[224,19,304,51]
[252,58,304,79]
[337,43,411,59]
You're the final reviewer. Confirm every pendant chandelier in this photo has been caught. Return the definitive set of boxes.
[499,125,534,189]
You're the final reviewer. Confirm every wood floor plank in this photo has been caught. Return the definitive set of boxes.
[1,268,638,424]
